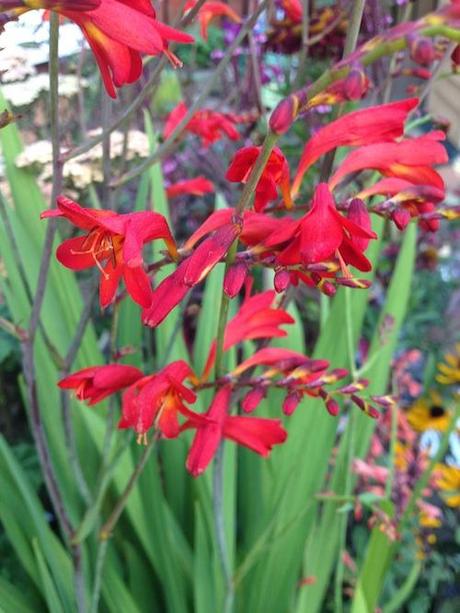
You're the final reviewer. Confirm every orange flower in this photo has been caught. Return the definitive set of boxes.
[184,0,241,40]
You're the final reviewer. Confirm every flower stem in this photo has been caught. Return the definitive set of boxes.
[99,435,158,540]
[334,412,356,613]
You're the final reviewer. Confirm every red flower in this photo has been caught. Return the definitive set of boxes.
[226,146,293,212]
[59,364,143,405]
[184,386,287,476]
[292,98,419,197]
[184,0,241,40]
[266,184,377,273]
[329,131,448,190]
[41,196,177,309]
[142,216,242,327]
[2,1,194,98]
[164,101,241,147]
[166,177,214,199]
[201,289,295,380]
[118,361,197,440]
[280,0,303,23]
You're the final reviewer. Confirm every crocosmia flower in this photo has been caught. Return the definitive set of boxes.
[41,196,177,309]
[166,176,214,199]
[266,183,377,272]
[0,0,194,98]
[59,364,143,405]
[226,146,293,211]
[164,101,241,147]
[184,0,241,40]
[184,386,287,477]
[118,361,197,441]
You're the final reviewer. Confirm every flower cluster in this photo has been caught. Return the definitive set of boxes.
[34,1,460,481]
[59,290,379,476]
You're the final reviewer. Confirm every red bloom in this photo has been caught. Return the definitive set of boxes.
[164,101,241,147]
[41,196,177,309]
[329,132,448,190]
[266,184,377,272]
[226,146,293,212]
[3,1,194,98]
[142,216,242,327]
[118,361,197,439]
[292,98,419,197]
[184,386,287,476]
[280,0,303,23]
[166,177,214,199]
[201,289,295,380]
[184,0,241,40]
[59,364,143,405]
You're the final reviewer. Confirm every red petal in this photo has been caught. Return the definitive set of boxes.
[293,98,418,196]
[56,236,97,270]
[123,265,152,308]
[142,264,189,327]
[298,184,344,263]
[183,223,240,286]
[223,416,287,456]
[99,260,123,309]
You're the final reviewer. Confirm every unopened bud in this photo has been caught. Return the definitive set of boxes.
[351,395,380,419]
[241,387,266,413]
[391,208,411,230]
[283,391,302,416]
[312,274,336,296]
[269,94,299,135]
[339,379,369,394]
[371,395,396,408]
[274,269,290,293]
[408,35,436,67]
[224,262,248,298]
[325,396,340,416]
[336,277,371,289]
[418,202,440,233]
[343,65,369,101]
[451,44,460,70]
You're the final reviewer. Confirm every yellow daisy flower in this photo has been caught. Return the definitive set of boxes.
[436,343,460,386]
[406,391,451,432]
[435,464,460,508]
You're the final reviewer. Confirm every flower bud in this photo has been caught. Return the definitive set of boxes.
[283,391,302,416]
[336,277,371,289]
[343,64,369,101]
[391,208,411,230]
[224,262,248,298]
[242,387,266,413]
[408,35,436,67]
[418,202,440,233]
[351,394,380,419]
[274,269,290,293]
[269,94,299,135]
[324,396,340,416]
[451,44,460,70]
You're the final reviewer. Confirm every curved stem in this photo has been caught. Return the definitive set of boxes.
[99,435,158,540]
